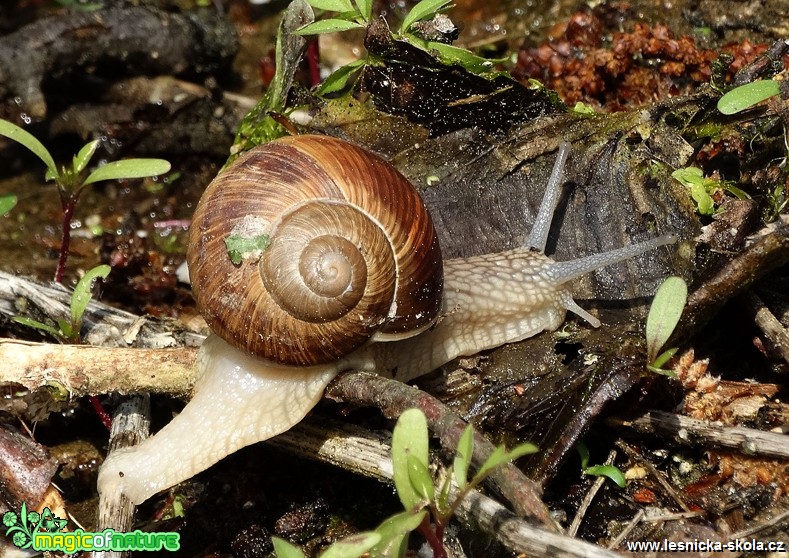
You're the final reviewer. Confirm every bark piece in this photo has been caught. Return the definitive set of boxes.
[0,6,238,119]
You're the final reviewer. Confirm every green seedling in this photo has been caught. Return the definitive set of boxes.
[645,276,688,376]
[717,80,780,115]
[0,118,170,282]
[273,408,536,558]
[671,166,748,216]
[295,0,503,95]
[764,182,789,223]
[13,264,110,343]
[576,441,626,488]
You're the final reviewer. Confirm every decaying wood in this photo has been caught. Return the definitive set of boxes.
[739,291,789,366]
[0,339,198,399]
[680,217,789,340]
[93,396,150,558]
[611,410,789,460]
[0,6,237,119]
[0,271,205,350]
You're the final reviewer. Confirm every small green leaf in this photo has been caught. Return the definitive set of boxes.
[503,441,539,461]
[453,425,473,489]
[272,537,307,558]
[422,41,498,72]
[0,119,57,177]
[650,347,678,370]
[12,316,63,339]
[436,473,452,514]
[407,454,434,501]
[472,441,536,483]
[473,445,507,482]
[224,234,270,265]
[83,158,171,186]
[0,194,17,215]
[392,408,430,511]
[70,264,111,330]
[719,181,750,200]
[717,80,780,115]
[645,276,687,364]
[73,140,99,175]
[306,0,354,11]
[576,441,591,470]
[584,464,627,488]
[571,102,597,115]
[671,166,703,186]
[320,532,382,558]
[57,318,73,339]
[371,510,426,557]
[400,0,453,33]
[690,181,714,215]
[646,364,678,378]
[294,19,364,36]
[316,59,366,95]
[352,0,372,22]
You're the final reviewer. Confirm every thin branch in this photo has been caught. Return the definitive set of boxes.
[567,450,616,537]
[607,509,644,550]
[615,440,691,513]
[0,339,198,399]
[92,395,150,558]
[610,410,789,460]
[677,219,789,341]
[739,291,789,367]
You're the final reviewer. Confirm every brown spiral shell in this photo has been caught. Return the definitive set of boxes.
[187,135,444,366]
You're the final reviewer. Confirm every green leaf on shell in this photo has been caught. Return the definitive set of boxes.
[224,234,270,266]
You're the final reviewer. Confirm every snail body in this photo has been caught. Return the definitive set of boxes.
[99,136,676,505]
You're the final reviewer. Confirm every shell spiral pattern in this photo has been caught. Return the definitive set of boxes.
[187,135,444,366]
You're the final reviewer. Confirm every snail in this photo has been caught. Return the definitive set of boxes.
[98,135,676,505]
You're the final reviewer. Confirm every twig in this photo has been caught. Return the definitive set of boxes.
[567,450,616,537]
[615,440,692,513]
[271,418,622,558]
[609,410,789,459]
[607,508,644,550]
[326,371,558,531]
[0,339,198,399]
[92,396,150,558]
[677,219,789,341]
[739,291,789,367]
[728,508,789,540]
[640,510,705,522]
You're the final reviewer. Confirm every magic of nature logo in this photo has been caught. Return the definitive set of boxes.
[3,502,180,553]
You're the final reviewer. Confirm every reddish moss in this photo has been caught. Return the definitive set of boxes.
[513,13,773,110]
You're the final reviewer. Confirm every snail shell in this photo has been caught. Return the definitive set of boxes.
[187,135,444,366]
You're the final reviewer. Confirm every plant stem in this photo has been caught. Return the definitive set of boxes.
[306,39,321,87]
[54,195,77,283]
[417,514,446,558]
